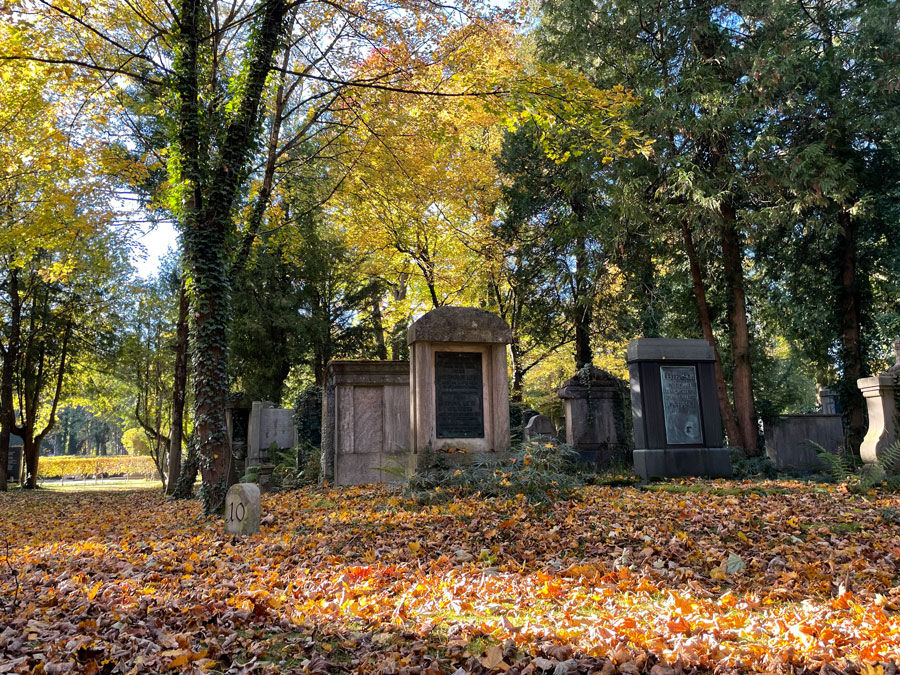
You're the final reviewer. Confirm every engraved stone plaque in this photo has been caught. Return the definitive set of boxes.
[659,365,704,445]
[435,351,484,438]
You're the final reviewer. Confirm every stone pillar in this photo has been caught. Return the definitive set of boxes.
[817,387,838,415]
[557,366,627,469]
[857,341,899,469]
[627,338,731,479]
[408,307,512,464]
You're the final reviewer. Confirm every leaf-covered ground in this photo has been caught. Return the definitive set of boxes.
[1,481,899,674]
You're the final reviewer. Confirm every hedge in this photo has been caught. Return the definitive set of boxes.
[37,455,157,480]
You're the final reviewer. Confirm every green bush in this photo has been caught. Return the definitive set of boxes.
[406,440,588,505]
[730,448,778,479]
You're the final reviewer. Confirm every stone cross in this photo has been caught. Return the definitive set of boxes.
[225,483,261,535]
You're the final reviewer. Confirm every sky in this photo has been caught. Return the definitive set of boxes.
[133,220,179,278]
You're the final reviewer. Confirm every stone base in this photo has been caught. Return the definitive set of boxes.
[634,447,732,480]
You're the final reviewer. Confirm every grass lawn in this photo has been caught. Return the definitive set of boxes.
[31,478,165,492]
[0,480,898,673]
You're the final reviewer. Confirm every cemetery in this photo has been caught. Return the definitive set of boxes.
[2,0,900,671]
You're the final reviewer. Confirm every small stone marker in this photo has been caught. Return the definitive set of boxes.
[224,483,261,536]
[523,414,557,442]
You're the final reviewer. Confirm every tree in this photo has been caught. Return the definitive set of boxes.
[537,0,785,453]
[0,29,136,488]
[748,0,900,448]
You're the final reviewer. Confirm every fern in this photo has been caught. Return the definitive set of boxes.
[875,439,900,474]
[811,441,854,482]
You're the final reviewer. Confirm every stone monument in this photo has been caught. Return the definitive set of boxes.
[408,307,512,463]
[246,401,299,468]
[321,360,411,485]
[224,483,261,536]
[627,338,731,479]
[557,366,627,468]
[5,435,23,484]
[764,414,844,471]
[857,340,899,470]
[817,387,838,415]
[523,414,558,442]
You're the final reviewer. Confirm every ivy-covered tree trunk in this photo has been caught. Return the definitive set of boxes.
[175,0,291,513]
[171,434,199,499]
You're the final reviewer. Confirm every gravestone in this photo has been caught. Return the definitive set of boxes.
[523,414,558,442]
[322,360,411,485]
[6,436,23,483]
[247,401,299,468]
[817,387,838,415]
[557,366,627,469]
[225,393,251,466]
[857,340,899,471]
[408,307,512,463]
[764,414,845,471]
[627,338,731,479]
[224,483,261,535]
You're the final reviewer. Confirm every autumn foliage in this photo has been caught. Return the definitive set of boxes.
[1,481,898,673]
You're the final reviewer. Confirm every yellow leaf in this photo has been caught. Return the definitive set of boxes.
[87,581,102,601]
[408,541,421,553]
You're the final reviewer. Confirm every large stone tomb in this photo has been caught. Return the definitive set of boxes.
[322,360,411,485]
[408,307,512,463]
[627,338,731,479]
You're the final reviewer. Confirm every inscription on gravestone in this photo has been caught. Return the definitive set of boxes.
[659,365,703,445]
[435,351,484,438]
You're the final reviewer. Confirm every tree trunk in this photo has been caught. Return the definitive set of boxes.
[510,341,525,403]
[719,206,759,454]
[372,294,388,360]
[835,209,866,452]
[23,435,39,489]
[231,13,296,278]
[166,278,189,495]
[680,220,743,448]
[179,0,291,513]
[170,434,199,499]
[573,234,592,369]
[0,268,20,492]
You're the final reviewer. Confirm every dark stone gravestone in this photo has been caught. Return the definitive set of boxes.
[6,440,23,483]
[627,338,731,479]
[557,366,628,469]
